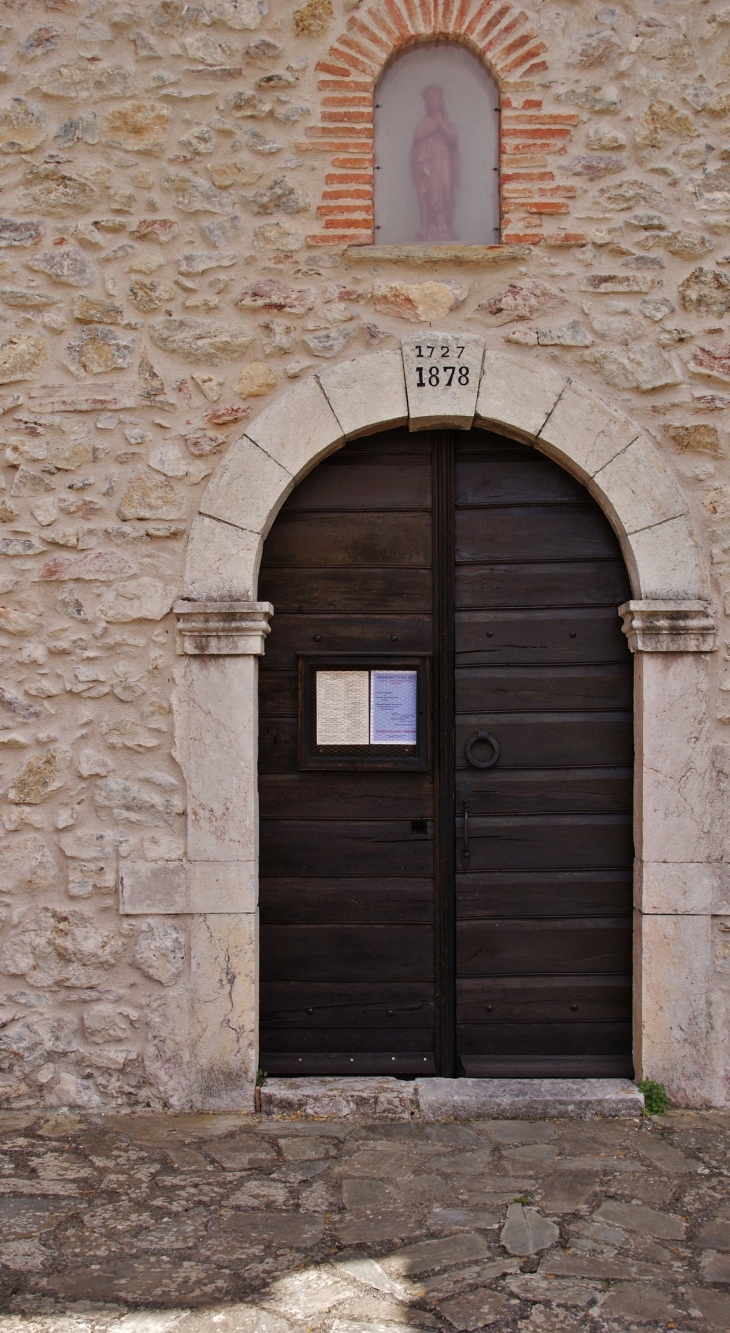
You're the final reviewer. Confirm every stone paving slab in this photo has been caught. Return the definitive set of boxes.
[0,1107,727,1332]
[259,1078,644,1122]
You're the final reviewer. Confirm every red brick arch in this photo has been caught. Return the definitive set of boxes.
[299,0,582,247]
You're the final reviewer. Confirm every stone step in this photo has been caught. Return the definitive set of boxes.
[259,1075,644,1122]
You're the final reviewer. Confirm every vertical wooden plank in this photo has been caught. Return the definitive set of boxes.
[433,432,456,1076]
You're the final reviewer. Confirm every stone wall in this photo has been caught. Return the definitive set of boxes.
[0,0,728,1109]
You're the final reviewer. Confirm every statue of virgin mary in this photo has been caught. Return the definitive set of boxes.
[410,84,461,243]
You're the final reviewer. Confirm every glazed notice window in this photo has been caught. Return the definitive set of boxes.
[370,671,418,744]
[299,657,430,770]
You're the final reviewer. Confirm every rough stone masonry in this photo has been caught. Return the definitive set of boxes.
[0,0,729,1111]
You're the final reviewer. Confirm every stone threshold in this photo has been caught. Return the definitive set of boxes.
[259,1076,644,1122]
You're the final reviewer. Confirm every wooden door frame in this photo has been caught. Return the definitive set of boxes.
[128,344,720,1110]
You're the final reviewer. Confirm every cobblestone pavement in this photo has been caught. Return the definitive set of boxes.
[0,1109,729,1332]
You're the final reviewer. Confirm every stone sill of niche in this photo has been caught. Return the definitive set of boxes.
[343,243,532,266]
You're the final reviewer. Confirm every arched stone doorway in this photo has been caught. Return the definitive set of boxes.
[163,345,717,1110]
[257,423,635,1080]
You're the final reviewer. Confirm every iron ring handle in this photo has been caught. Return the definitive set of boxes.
[465,730,500,769]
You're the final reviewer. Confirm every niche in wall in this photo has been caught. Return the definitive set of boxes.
[374,42,501,247]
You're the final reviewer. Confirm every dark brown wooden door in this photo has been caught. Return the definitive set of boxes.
[453,434,633,1077]
[258,428,633,1078]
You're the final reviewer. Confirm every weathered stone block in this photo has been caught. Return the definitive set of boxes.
[149,318,254,363]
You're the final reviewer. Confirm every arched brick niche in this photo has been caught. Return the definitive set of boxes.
[300,0,580,247]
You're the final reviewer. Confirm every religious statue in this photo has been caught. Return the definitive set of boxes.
[410,84,461,243]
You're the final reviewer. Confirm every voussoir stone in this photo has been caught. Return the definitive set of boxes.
[501,1204,559,1256]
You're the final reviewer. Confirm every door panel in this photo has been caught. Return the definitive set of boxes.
[259,431,436,1075]
[258,427,634,1079]
[454,432,633,1078]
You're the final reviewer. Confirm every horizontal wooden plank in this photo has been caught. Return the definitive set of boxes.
[261,1027,434,1052]
[260,924,434,982]
[459,1054,633,1077]
[261,982,434,1027]
[260,1052,437,1076]
[259,772,434,820]
[452,768,632,816]
[284,445,431,511]
[455,607,630,665]
[456,975,631,1023]
[455,814,633,871]
[456,506,620,563]
[457,1021,632,1056]
[261,512,431,568]
[260,820,434,876]
[259,567,433,614]
[456,561,630,610]
[261,614,433,667]
[455,664,632,712]
[455,716,633,770]
[260,878,434,925]
[456,869,632,918]
[456,451,589,506]
[456,917,632,976]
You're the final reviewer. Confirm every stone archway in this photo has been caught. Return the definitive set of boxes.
[121,346,718,1110]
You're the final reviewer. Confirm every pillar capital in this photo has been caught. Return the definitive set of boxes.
[619,600,717,653]
[174,600,273,655]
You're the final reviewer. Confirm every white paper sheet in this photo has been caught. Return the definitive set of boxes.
[370,670,418,745]
[316,670,369,745]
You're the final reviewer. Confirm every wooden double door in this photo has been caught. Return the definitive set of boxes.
[258,428,634,1078]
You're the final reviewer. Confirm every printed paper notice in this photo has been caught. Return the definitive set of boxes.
[370,670,418,745]
[316,670,369,745]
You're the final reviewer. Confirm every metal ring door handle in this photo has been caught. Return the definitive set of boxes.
[465,731,500,769]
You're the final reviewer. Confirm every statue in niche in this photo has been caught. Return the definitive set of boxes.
[410,84,461,243]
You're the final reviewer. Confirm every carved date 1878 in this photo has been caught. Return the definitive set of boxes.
[414,343,470,388]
